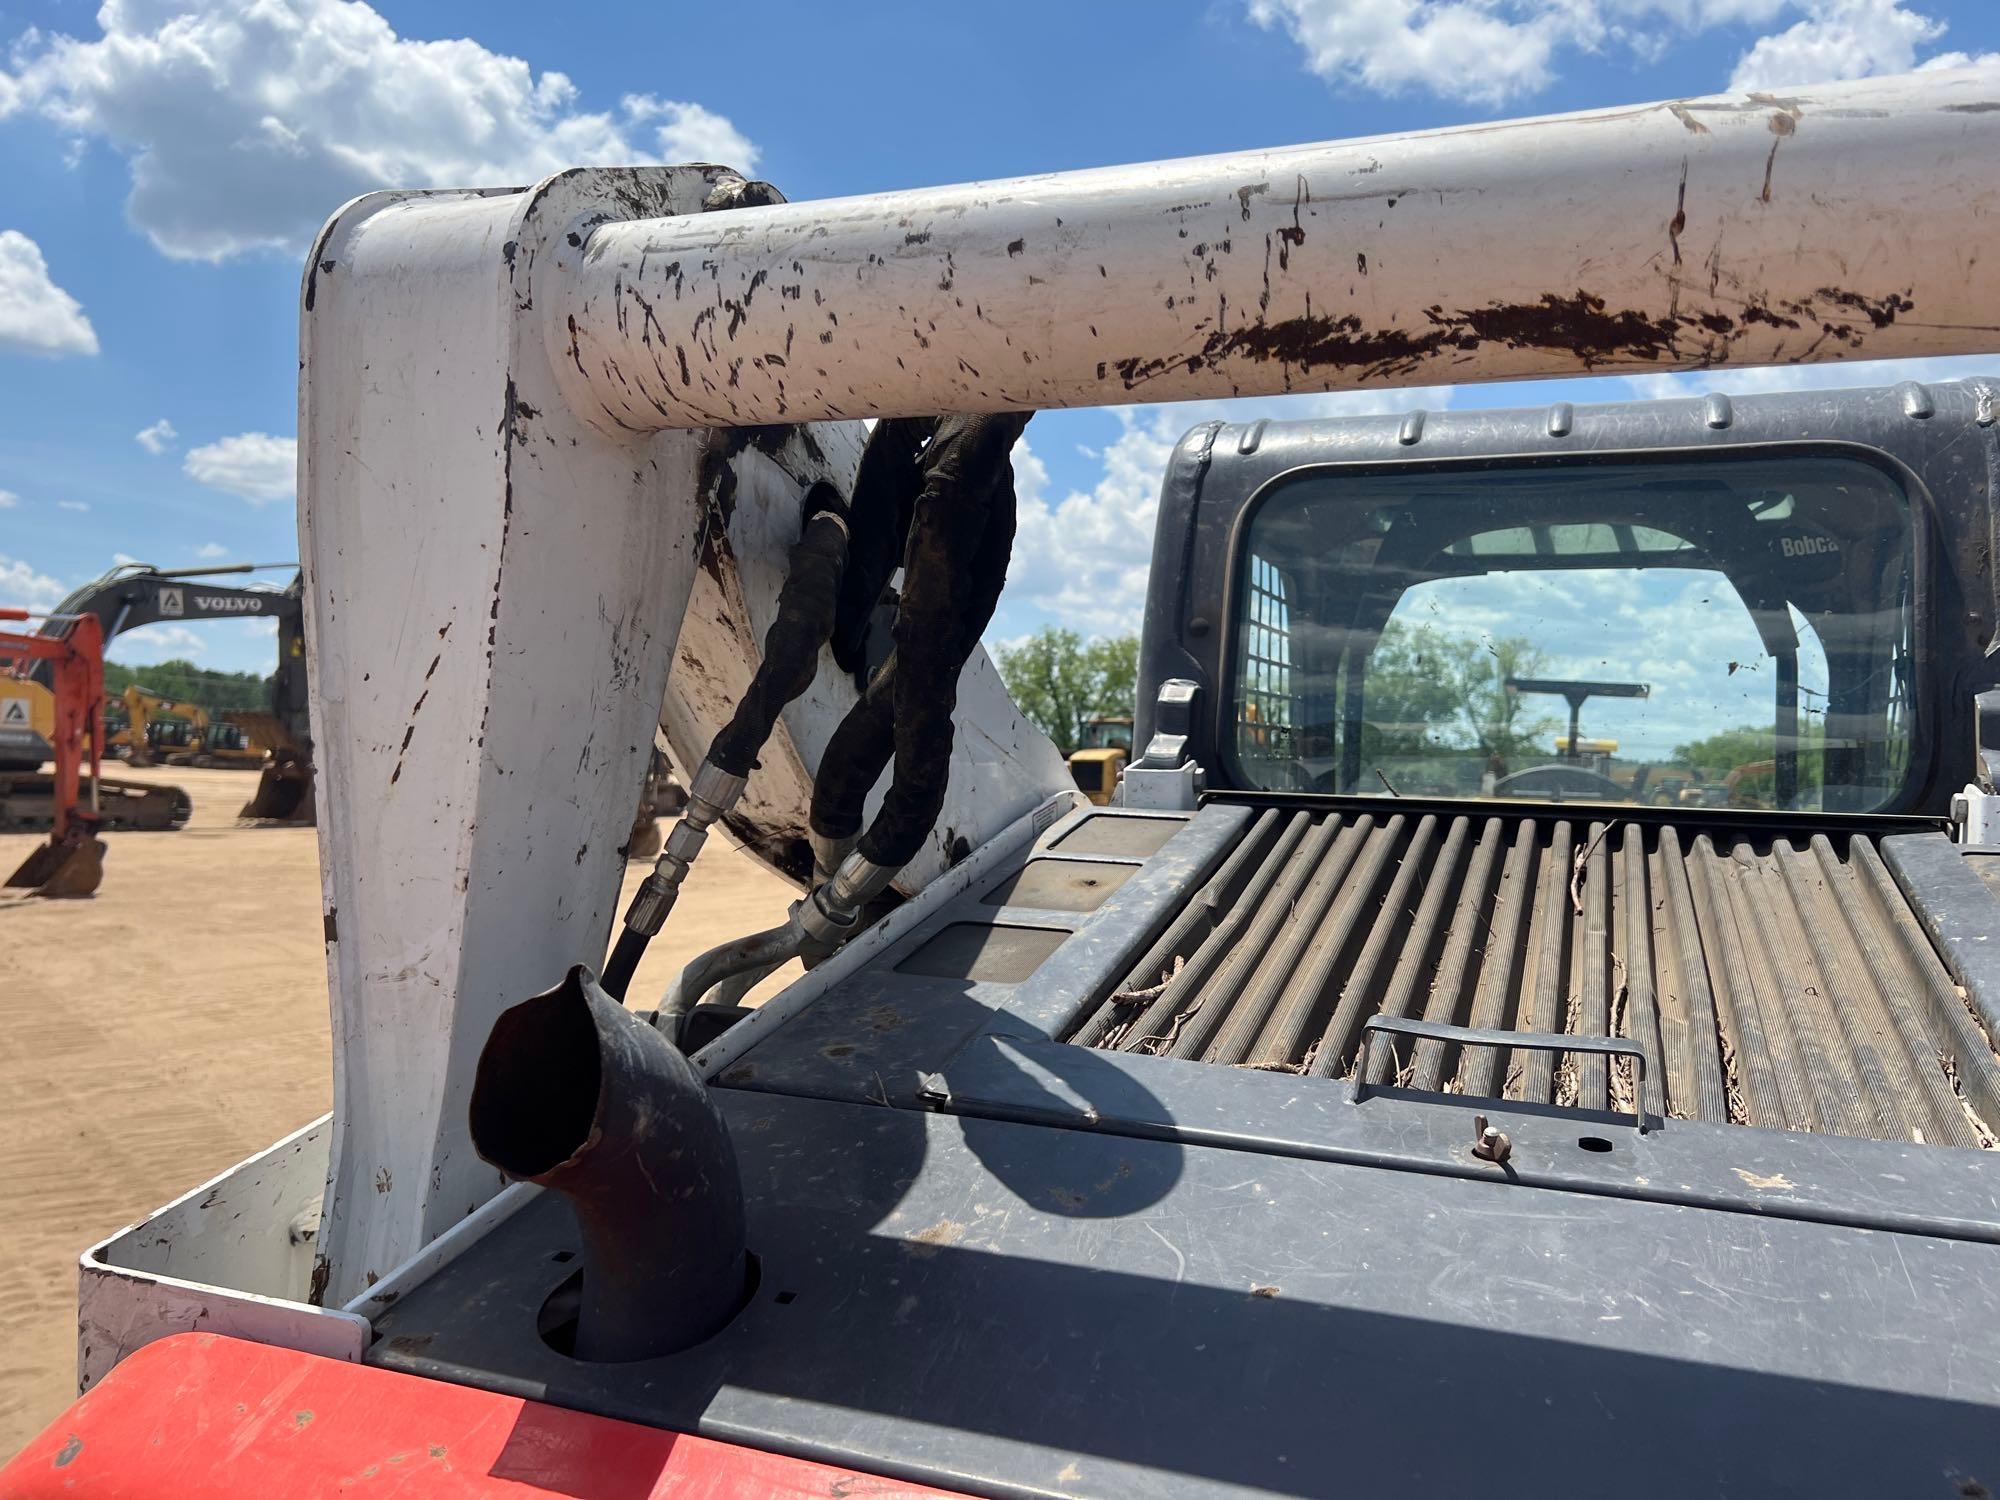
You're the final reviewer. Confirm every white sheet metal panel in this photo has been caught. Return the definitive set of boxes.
[77,1117,368,1392]
[547,67,2000,431]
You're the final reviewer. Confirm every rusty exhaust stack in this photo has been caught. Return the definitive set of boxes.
[470,965,747,1361]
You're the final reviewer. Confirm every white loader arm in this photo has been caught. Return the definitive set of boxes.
[299,168,1067,1306]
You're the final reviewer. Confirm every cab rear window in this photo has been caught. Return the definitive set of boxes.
[1229,453,1916,812]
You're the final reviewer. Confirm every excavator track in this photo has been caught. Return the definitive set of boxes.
[0,772,193,833]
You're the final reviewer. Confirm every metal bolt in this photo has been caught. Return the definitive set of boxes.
[1472,1115,1512,1165]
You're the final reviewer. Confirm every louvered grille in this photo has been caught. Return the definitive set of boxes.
[1070,808,2000,1148]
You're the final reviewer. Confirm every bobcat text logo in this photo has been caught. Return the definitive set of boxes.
[1780,535,1839,559]
[192,593,265,613]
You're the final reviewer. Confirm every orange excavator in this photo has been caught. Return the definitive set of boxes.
[1,606,109,896]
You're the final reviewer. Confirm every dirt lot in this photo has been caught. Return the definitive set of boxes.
[0,764,800,1455]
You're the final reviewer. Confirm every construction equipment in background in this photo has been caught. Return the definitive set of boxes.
[2,637,192,836]
[623,746,689,860]
[1067,744,1126,805]
[0,668,51,772]
[1067,714,1134,805]
[34,563,317,822]
[17,65,2000,1497]
[163,717,271,771]
[107,684,209,766]
[1,608,108,895]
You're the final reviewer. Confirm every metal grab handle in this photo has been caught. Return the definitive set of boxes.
[1350,1015,1649,1135]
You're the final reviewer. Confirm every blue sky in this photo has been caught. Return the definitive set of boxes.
[1,0,1994,675]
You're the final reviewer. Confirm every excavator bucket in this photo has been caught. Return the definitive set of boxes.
[5,827,105,898]
[239,751,315,824]
[625,805,664,861]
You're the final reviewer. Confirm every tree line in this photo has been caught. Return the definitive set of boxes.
[995,628,1139,756]
[103,659,274,715]
[995,618,1805,789]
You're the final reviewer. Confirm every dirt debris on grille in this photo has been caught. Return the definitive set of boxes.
[1068,809,2000,1149]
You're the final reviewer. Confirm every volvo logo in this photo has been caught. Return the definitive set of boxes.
[192,593,266,613]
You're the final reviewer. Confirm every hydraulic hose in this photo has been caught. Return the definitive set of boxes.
[831,418,932,677]
[602,486,849,1000]
[808,412,1028,875]
[861,413,1024,869]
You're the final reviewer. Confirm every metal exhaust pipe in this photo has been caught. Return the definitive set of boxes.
[470,964,748,1361]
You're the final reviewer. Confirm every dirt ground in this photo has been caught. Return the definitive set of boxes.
[0,764,801,1455]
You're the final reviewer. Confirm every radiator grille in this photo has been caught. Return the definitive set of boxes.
[1070,808,2000,1148]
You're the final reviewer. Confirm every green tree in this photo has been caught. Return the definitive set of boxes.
[1360,623,1559,762]
[996,627,1140,755]
[1673,721,1824,805]
[1673,725,1780,777]
[102,659,272,714]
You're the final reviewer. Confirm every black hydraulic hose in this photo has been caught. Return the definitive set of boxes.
[809,655,898,847]
[810,412,1028,865]
[603,485,849,1000]
[856,412,1028,869]
[831,419,933,676]
[709,497,848,776]
[602,927,649,1001]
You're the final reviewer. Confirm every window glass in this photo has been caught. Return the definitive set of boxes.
[1229,455,1915,811]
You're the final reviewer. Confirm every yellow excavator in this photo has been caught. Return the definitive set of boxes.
[106,685,208,767]
[162,716,272,771]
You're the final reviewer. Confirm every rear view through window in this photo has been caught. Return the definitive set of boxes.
[1230,455,1916,812]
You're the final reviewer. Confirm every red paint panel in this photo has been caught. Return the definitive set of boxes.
[1,1333,973,1498]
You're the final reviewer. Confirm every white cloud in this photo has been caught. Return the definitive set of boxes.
[184,432,296,503]
[1622,352,2000,401]
[107,623,207,665]
[1919,49,2000,72]
[135,418,177,454]
[195,541,228,558]
[1006,388,1456,637]
[620,96,758,167]
[0,554,68,611]
[1249,0,1986,107]
[1730,0,1943,88]
[0,229,99,355]
[1247,0,1566,108]
[0,489,16,509]
[0,0,760,261]
[57,499,88,512]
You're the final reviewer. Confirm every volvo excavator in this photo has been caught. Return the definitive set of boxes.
[31,563,316,821]
[11,65,2000,1500]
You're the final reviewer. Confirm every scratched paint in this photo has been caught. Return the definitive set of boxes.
[543,68,2000,431]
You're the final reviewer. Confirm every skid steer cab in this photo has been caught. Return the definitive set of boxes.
[1129,378,1993,822]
